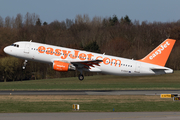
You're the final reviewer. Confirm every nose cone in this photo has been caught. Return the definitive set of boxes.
[3,47,8,53]
[3,46,11,55]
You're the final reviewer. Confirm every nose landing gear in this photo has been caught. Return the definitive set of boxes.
[22,60,28,69]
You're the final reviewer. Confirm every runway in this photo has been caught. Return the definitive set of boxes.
[0,90,179,95]
[0,112,180,120]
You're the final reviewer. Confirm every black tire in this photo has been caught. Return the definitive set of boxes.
[78,74,84,81]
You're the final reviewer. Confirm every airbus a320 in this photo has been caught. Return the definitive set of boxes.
[3,39,176,81]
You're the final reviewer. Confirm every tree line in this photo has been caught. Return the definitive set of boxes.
[0,12,180,82]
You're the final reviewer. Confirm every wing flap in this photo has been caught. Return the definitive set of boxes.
[71,59,103,69]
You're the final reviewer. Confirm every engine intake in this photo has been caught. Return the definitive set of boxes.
[53,61,76,72]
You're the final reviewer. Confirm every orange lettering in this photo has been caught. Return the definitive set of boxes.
[87,54,94,60]
[61,50,71,59]
[46,47,54,55]
[38,46,45,53]
[103,57,110,65]
[54,49,61,56]
[69,50,79,59]
[111,59,121,67]
[96,56,103,63]
[79,53,86,60]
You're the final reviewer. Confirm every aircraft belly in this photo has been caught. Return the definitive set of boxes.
[99,64,133,76]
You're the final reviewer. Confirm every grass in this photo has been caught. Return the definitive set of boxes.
[0,72,179,113]
[0,95,179,112]
[0,71,180,90]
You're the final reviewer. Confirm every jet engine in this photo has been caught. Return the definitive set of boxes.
[53,61,76,72]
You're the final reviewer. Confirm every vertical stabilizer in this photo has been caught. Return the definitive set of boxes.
[138,39,176,66]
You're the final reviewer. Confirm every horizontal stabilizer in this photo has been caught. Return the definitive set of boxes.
[150,68,168,70]
[150,67,173,74]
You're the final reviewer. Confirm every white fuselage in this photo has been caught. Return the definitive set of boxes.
[4,41,173,76]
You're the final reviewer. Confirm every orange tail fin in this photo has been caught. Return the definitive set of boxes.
[138,39,176,66]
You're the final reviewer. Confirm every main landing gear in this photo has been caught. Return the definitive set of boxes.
[78,74,84,81]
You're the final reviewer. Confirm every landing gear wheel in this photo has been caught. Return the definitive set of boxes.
[78,74,84,81]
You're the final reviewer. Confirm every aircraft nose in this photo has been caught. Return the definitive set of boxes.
[3,47,8,53]
[3,46,11,54]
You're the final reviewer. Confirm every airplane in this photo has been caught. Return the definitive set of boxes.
[3,39,176,81]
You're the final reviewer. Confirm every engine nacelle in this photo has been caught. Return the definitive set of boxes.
[53,61,76,72]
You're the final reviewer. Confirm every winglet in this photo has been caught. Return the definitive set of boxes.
[138,39,176,66]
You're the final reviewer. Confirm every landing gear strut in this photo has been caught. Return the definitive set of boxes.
[22,60,28,69]
[78,74,84,81]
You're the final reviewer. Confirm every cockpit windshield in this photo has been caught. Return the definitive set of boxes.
[11,44,19,47]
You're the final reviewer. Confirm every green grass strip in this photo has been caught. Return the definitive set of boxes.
[0,101,180,112]
[0,71,180,90]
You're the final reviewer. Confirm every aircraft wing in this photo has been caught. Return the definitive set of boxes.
[71,59,103,69]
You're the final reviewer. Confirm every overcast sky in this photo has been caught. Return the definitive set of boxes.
[0,0,180,24]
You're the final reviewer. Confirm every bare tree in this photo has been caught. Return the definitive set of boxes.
[5,16,11,28]
[15,13,23,28]
[0,16,4,27]
[75,14,90,24]
[24,12,32,26]
[31,13,39,25]
[65,18,74,29]
[11,16,15,28]
[1,13,180,81]
[24,12,39,26]
[91,16,102,27]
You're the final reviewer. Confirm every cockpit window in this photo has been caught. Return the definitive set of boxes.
[11,44,19,48]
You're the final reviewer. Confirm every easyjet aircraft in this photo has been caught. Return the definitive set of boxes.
[3,39,176,80]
